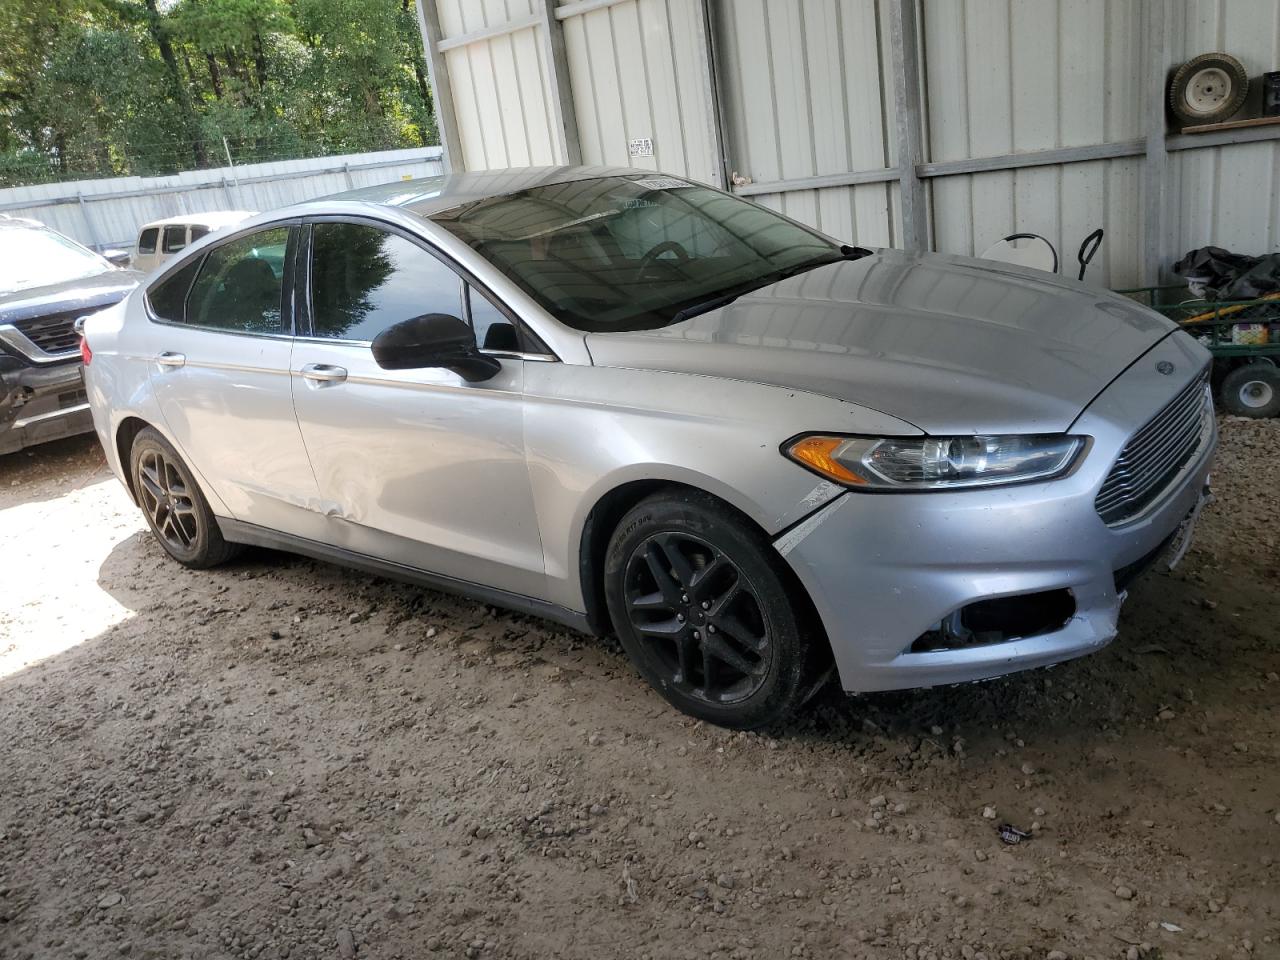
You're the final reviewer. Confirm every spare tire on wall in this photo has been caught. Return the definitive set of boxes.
[1169,52,1249,126]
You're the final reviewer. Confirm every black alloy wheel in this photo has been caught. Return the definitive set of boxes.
[604,491,828,729]
[623,530,770,704]
[137,447,200,552]
[129,426,240,568]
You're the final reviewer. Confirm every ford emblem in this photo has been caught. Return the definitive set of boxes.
[1156,360,1175,375]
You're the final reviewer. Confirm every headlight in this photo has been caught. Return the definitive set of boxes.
[784,434,1085,490]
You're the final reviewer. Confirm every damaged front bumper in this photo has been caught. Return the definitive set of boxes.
[776,334,1217,694]
[0,353,92,456]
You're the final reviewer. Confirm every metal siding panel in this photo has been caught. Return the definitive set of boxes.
[563,16,604,164]
[609,2,659,171]
[665,0,717,183]
[581,8,630,166]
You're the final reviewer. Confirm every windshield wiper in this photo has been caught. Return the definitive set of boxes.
[669,245,874,325]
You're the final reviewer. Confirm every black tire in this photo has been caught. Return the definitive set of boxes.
[603,490,826,729]
[1169,53,1249,126]
[129,426,241,568]
[1220,363,1280,418]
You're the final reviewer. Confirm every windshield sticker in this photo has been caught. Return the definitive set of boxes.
[632,177,691,191]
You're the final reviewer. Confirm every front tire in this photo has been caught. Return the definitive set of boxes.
[1220,363,1280,418]
[603,490,826,729]
[129,427,240,568]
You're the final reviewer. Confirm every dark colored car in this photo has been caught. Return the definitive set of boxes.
[0,217,140,455]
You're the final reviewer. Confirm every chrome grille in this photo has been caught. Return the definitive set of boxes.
[1095,369,1212,526]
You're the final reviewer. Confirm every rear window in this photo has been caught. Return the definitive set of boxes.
[137,228,159,255]
[148,259,202,323]
[189,225,210,243]
[162,225,187,254]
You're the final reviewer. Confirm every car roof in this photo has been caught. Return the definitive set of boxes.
[0,215,47,230]
[139,210,255,231]
[320,165,642,219]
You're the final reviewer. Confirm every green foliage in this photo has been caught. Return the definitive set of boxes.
[0,0,435,186]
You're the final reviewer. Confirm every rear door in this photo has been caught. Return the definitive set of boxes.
[289,217,546,599]
[146,223,324,537]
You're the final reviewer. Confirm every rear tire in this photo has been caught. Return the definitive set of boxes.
[1220,364,1280,418]
[603,490,826,729]
[129,427,240,568]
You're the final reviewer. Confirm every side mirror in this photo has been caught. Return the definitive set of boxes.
[102,248,132,268]
[370,313,501,382]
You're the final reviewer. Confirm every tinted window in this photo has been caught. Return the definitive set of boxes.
[162,225,187,254]
[138,228,159,255]
[309,223,461,341]
[185,227,289,334]
[148,259,201,323]
[431,175,840,332]
[189,225,210,243]
[466,285,519,353]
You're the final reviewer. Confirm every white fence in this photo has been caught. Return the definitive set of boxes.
[0,146,446,252]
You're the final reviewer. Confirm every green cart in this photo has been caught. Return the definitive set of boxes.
[1117,285,1280,418]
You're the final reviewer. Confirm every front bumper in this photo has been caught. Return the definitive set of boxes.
[779,333,1217,693]
[0,354,91,456]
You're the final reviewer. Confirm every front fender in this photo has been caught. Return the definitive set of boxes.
[522,362,917,612]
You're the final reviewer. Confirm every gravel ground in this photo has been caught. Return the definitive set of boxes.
[0,418,1277,960]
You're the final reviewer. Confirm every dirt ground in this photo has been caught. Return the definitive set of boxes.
[0,418,1277,960]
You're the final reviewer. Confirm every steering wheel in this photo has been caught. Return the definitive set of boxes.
[637,240,691,276]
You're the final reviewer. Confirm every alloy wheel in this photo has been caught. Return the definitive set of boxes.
[623,531,771,704]
[137,449,201,551]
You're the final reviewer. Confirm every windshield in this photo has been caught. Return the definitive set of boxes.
[430,175,843,332]
[0,226,107,294]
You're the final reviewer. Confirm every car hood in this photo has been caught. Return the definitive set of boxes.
[0,269,141,325]
[583,249,1176,434]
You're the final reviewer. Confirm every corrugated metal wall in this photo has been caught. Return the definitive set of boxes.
[560,0,720,184]
[0,147,445,251]
[714,0,899,249]
[921,0,1146,287]
[427,0,1280,289]
[1169,0,1280,257]
[435,1,562,168]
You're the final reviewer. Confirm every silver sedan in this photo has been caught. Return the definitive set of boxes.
[82,166,1216,728]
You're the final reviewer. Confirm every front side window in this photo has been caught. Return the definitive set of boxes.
[308,222,461,342]
[184,227,289,334]
[430,175,841,332]
[162,225,187,254]
[137,228,159,255]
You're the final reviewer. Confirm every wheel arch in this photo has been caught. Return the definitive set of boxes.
[576,479,832,670]
[114,415,151,504]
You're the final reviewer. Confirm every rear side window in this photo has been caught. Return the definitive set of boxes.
[162,225,187,254]
[137,228,159,255]
[185,227,290,334]
[147,259,201,323]
[189,225,210,243]
[308,222,461,342]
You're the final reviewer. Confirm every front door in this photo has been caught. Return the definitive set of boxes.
[289,219,545,599]
[146,224,324,537]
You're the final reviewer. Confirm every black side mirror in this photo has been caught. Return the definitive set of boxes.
[370,313,501,382]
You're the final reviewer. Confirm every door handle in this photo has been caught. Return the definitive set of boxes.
[155,351,186,368]
[300,363,348,384]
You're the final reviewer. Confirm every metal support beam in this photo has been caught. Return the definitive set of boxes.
[436,13,540,52]
[889,0,928,253]
[694,0,728,189]
[536,0,582,165]
[415,0,462,173]
[1142,0,1168,287]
